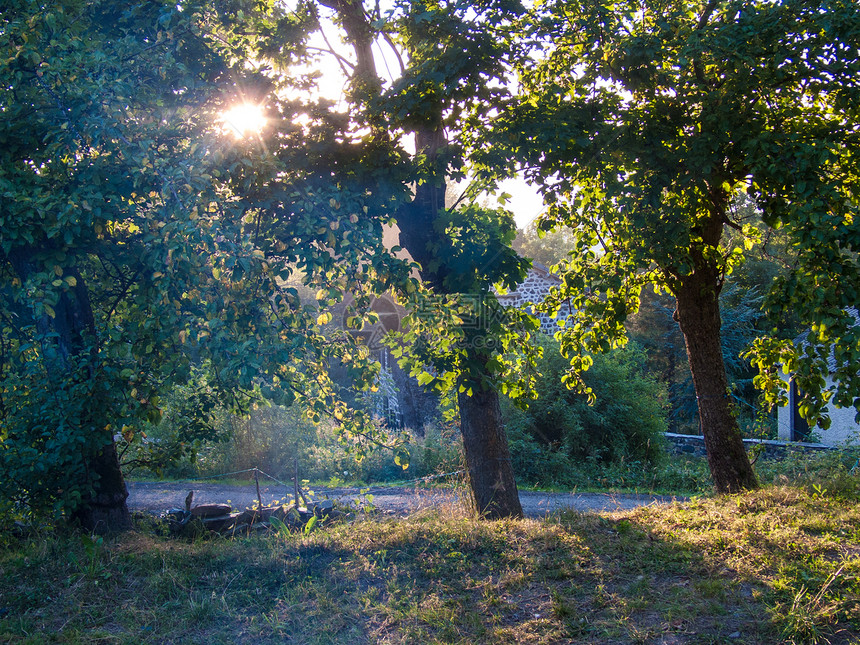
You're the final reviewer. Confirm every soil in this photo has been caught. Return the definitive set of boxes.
[126,480,685,518]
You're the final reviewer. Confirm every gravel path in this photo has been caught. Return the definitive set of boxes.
[127,480,685,519]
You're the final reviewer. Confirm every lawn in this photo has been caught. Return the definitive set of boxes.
[1,485,858,644]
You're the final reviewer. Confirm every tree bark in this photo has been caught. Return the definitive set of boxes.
[7,248,132,532]
[675,270,758,493]
[458,380,523,518]
[71,434,132,534]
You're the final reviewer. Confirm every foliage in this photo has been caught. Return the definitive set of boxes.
[565,0,860,426]
[512,220,579,268]
[480,0,860,491]
[0,0,414,525]
[496,0,860,345]
[628,196,799,435]
[320,0,543,405]
[137,401,463,485]
[389,203,541,402]
[501,338,668,486]
[626,287,692,430]
[756,446,860,498]
[0,0,260,520]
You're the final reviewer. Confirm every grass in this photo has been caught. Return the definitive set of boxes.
[1,484,859,644]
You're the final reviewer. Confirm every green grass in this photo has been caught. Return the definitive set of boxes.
[1,484,859,644]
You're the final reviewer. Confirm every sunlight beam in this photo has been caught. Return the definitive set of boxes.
[221,103,267,138]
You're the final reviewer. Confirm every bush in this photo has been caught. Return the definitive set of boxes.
[129,400,463,486]
[503,338,669,487]
[126,338,675,492]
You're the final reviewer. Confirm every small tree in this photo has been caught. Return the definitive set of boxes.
[502,338,667,482]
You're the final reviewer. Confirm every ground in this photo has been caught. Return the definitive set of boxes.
[1,485,858,644]
[127,480,684,517]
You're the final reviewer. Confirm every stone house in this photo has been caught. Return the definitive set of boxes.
[495,262,574,334]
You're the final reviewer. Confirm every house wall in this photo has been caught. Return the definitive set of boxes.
[777,396,791,441]
[778,375,860,447]
[820,378,860,445]
[496,267,573,334]
[777,374,792,442]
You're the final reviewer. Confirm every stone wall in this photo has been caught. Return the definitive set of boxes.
[496,264,574,334]
[664,432,835,460]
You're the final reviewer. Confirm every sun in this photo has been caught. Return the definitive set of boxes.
[221,103,267,138]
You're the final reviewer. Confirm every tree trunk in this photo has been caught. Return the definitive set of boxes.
[403,144,523,517]
[458,383,523,519]
[675,272,758,493]
[7,248,133,532]
[71,433,132,534]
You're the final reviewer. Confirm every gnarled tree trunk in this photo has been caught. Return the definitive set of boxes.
[70,435,132,533]
[458,376,523,518]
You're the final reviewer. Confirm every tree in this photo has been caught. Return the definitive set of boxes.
[489,0,860,492]
[1,0,233,530]
[628,196,800,435]
[0,0,402,531]
[310,0,537,517]
[513,220,578,268]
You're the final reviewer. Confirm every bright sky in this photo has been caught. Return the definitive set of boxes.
[311,4,543,228]
[245,4,545,229]
[498,178,545,229]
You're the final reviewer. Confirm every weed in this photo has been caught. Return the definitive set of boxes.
[303,514,318,536]
[694,577,726,600]
[779,565,845,645]
[78,533,108,580]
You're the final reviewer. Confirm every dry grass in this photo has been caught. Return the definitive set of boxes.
[0,486,858,643]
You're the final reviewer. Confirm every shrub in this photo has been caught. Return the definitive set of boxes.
[129,399,463,486]
[503,338,669,486]
[755,447,860,500]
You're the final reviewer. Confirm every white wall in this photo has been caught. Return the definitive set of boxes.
[779,375,860,447]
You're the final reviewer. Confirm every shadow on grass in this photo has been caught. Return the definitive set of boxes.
[0,488,858,644]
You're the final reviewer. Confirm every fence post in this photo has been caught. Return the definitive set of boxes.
[254,468,263,511]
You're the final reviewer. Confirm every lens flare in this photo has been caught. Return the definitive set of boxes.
[221,103,267,137]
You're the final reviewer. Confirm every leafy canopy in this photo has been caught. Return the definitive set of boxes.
[0,0,416,517]
[484,0,860,422]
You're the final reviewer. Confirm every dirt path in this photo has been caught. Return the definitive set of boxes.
[127,480,685,518]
